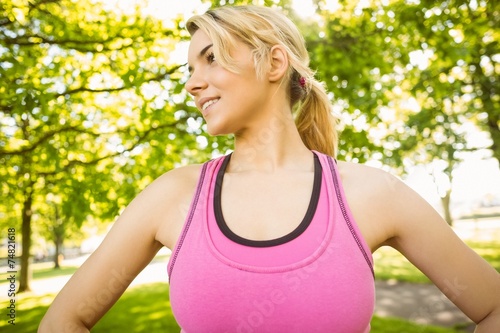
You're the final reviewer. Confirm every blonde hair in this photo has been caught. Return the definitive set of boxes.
[186,5,339,157]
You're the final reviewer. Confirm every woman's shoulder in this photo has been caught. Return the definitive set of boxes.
[126,163,205,214]
[158,163,205,186]
[138,163,206,248]
[334,160,414,250]
[335,160,401,192]
[145,163,205,204]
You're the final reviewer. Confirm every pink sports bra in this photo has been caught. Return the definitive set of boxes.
[168,151,374,332]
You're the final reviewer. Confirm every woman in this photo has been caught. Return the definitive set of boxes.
[39,5,500,332]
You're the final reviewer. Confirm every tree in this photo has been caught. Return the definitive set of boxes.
[36,193,85,269]
[0,0,219,292]
[391,0,499,224]
[416,0,500,165]
[397,101,470,225]
[300,0,498,224]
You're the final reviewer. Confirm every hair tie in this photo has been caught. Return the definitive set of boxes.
[299,77,306,88]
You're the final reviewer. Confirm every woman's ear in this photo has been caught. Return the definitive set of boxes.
[268,45,289,83]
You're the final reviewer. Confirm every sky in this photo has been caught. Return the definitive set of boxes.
[109,0,500,217]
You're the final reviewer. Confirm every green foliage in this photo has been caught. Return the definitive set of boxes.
[298,0,498,227]
[302,0,499,167]
[0,0,219,290]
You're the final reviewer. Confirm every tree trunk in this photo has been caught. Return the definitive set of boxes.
[441,189,453,226]
[472,57,500,168]
[53,205,64,269]
[54,234,63,269]
[19,191,33,293]
[487,111,500,167]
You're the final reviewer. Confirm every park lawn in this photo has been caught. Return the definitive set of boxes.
[466,240,500,272]
[373,246,430,283]
[32,265,79,280]
[373,240,500,283]
[1,282,467,333]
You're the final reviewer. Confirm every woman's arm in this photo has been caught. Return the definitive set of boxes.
[340,162,500,331]
[38,165,201,332]
[383,176,500,330]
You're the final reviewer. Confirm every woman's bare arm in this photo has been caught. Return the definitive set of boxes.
[340,162,500,331]
[38,164,202,332]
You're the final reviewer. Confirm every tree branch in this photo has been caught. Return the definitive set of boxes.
[38,121,178,177]
[28,0,61,10]
[55,64,185,97]
[0,125,80,156]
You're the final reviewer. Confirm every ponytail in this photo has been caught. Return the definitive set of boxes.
[293,77,339,157]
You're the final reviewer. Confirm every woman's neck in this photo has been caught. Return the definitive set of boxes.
[229,109,313,173]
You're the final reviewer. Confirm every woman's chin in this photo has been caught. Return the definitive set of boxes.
[206,123,233,137]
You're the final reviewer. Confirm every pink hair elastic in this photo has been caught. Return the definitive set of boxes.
[299,77,306,88]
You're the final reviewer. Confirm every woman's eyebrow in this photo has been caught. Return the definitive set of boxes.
[188,43,214,74]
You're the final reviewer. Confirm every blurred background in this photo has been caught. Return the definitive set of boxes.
[0,0,499,331]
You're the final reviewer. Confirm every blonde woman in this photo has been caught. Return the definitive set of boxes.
[39,5,500,332]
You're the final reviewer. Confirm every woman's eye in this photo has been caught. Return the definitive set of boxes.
[206,52,216,64]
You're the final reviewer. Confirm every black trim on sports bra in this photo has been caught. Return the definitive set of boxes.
[326,156,375,277]
[214,153,322,248]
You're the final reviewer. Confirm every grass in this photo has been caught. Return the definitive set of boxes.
[373,240,500,284]
[373,246,431,283]
[466,240,500,272]
[0,283,178,333]
[32,265,79,280]
[0,282,467,333]
[370,316,466,333]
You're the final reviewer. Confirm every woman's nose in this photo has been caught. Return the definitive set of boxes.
[185,71,208,95]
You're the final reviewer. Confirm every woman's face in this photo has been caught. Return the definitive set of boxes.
[186,29,273,136]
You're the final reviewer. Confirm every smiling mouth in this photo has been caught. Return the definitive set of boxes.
[202,99,219,111]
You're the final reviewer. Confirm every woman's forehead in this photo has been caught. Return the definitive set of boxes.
[188,30,212,58]
[187,30,214,73]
